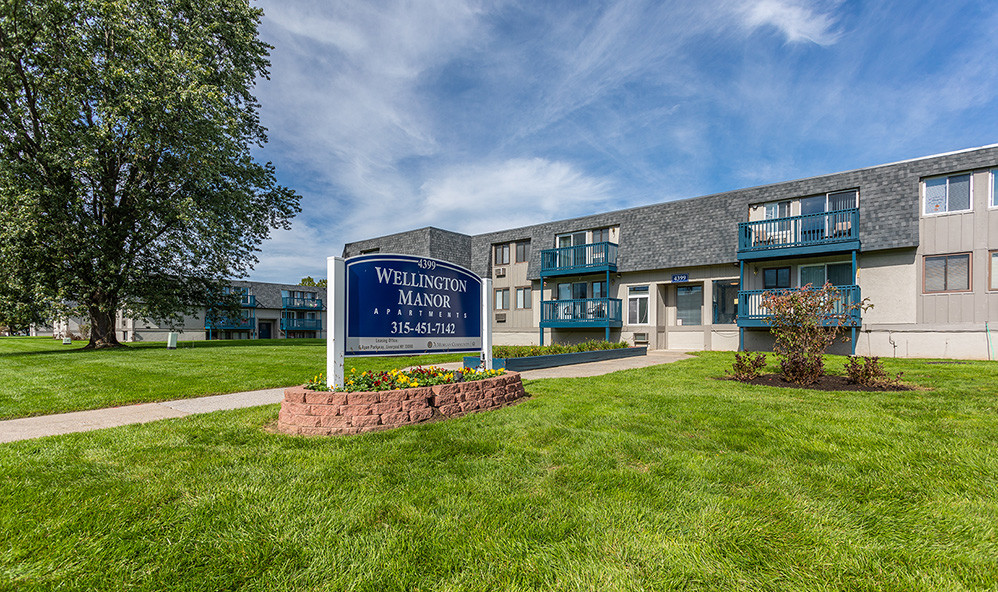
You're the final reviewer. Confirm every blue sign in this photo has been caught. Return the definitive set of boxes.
[672,273,689,282]
[344,254,482,356]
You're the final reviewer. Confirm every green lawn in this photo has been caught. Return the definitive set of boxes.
[1,352,996,590]
[0,337,461,419]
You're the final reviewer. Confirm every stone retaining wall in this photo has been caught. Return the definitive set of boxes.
[277,372,526,436]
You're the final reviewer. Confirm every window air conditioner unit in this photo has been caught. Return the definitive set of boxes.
[495,267,506,278]
[495,313,507,323]
[633,332,649,344]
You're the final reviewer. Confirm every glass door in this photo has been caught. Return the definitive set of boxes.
[801,195,826,242]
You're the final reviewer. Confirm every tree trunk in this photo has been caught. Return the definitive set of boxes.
[86,303,122,349]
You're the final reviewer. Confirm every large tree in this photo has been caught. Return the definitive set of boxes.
[0,0,299,348]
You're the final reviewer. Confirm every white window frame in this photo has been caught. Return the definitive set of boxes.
[989,251,998,292]
[627,285,650,325]
[923,173,973,216]
[494,288,510,310]
[764,200,791,220]
[990,169,998,209]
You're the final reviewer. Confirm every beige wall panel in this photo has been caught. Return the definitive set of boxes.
[493,331,538,346]
[710,329,739,351]
[859,250,916,324]
[667,330,704,351]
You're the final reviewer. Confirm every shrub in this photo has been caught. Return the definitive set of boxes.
[492,340,629,359]
[844,356,904,389]
[761,283,870,385]
[727,352,767,381]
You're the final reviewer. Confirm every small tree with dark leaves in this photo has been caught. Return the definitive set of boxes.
[761,283,870,385]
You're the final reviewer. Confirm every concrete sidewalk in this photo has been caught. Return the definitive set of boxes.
[0,350,692,444]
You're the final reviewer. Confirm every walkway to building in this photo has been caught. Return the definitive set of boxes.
[0,350,692,444]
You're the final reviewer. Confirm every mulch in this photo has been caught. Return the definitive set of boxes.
[718,373,913,392]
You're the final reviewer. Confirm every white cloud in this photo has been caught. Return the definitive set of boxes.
[735,0,842,45]
[419,158,615,234]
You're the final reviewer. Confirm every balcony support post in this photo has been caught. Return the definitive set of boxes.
[738,261,745,351]
[851,327,857,356]
[606,268,611,342]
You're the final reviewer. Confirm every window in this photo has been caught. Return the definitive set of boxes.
[592,281,607,300]
[799,263,852,288]
[494,288,510,310]
[592,227,611,243]
[763,267,791,289]
[764,201,790,219]
[712,280,739,324]
[627,286,649,324]
[924,254,971,293]
[494,244,510,265]
[676,285,702,326]
[515,240,530,263]
[992,170,998,208]
[515,287,531,309]
[991,251,998,290]
[924,173,971,215]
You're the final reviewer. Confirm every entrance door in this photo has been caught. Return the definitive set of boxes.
[258,321,272,339]
[557,231,587,267]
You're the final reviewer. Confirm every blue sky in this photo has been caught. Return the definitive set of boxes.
[248,0,998,282]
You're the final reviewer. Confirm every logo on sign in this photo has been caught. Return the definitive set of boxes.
[344,254,483,356]
[672,273,689,282]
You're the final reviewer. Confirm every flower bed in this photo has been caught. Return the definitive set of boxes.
[278,370,526,436]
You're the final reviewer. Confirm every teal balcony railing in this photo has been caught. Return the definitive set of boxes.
[540,242,617,277]
[282,297,323,310]
[737,208,859,260]
[205,313,254,331]
[540,298,622,328]
[736,285,862,328]
[281,318,322,331]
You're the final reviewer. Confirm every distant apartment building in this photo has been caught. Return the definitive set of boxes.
[32,280,326,342]
[343,145,998,359]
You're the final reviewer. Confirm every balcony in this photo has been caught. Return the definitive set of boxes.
[736,285,862,328]
[540,298,623,328]
[241,295,257,307]
[281,318,322,331]
[737,209,860,260]
[282,297,323,310]
[205,315,254,331]
[540,242,618,277]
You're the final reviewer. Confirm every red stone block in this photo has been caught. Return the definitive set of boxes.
[293,415,322,428]
[341,403,373,417]
[379,391,405,405]
[408,408,433,422]
[298,426,333,436]
[309,404,342,416]
[373,401,402,415]
[438,403,462,417]
[281,401,310,416]
[284,387,306,403]
[431,383,461,397]
[401,398,429,411]
[347,391,381,405]
[483,388,499,400]
[463,381,483,395]
[460,400,480,413]
[431,393,457,406]
[351,414,381,428]
[305,392,348,406]
[380,411,410,426]
[277,424,299,435]
[319,415,350,428]
[406,387,433,400]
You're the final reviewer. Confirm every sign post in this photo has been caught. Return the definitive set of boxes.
[326,253,488,389]
[481,278,492,370]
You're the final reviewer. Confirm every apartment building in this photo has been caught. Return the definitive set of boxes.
[343,144,998,359]
[33,280,326,342]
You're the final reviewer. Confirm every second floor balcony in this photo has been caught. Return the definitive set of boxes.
[540,241,618,277]
[282,297,323,310]
[540,298,623,328]
[205,314,254,331]
[736,285,862,328]
[738,208,860,260]
[281,318,322,331]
